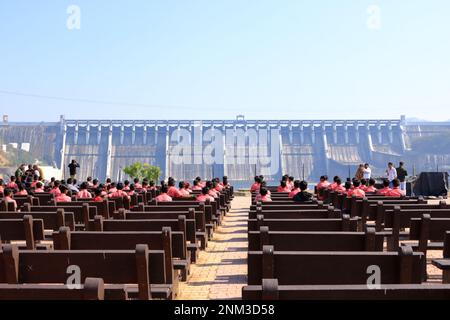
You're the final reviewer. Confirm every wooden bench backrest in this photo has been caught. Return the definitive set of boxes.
[248,228,384,251]
[0,210,74,231]
[0,243,163,300]
[247,245,423,285]
[248,215,358,232]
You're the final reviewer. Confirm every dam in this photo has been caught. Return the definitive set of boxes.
[1,116,449,187]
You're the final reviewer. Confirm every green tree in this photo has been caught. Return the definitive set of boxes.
[123,162,161,182]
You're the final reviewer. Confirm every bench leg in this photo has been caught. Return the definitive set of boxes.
[187,243,199,263]
[443,270,450,284]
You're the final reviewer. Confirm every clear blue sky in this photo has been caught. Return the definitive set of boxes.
[0,0,449,121]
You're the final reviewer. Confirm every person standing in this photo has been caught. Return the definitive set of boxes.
[363,163,372,180]
[15,164,25,181]
[396,161,408,192]
[386,162,397,188]
[355,164,365,181]
[68,160,80,180]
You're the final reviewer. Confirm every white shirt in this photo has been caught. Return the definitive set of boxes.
[386,167,397,181]
[363,168,372,179]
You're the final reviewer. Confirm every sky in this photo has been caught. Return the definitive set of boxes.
[0,0,449,122]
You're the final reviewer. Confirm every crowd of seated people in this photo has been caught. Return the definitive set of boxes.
[0,171,231,210]
[252,172,407,203]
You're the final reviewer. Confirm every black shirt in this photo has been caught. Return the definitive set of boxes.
[68,162,80,175]
[396,166,408,182]
[293,191,314,203]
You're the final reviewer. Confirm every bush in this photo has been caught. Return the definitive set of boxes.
[123,162,161,182]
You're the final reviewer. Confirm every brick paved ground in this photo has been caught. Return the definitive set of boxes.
[178,195,250,300]
[177,197,449,299]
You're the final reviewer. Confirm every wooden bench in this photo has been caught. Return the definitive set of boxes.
[0,243,171,300]
[93,215,199,264]
[0,278,114,300]
[0,209,75,232]
[249,207,341,220]
[65,200,112,219]
[248,227,384,251]
[53,226,188,285]
[114,209,208,250]
[247,245,423,285]
[243,280,450,300]
[366,201,450,230]
[31,193,55,205]
[0,216,45,249]
[353,197,427,219]
[248,215,359,232]
[115,208,207,250]
[23,203,96,230]
[432,231,450,283]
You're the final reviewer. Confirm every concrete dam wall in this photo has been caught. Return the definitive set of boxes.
[1,118,449,186]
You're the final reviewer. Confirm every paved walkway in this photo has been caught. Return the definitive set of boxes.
[178,196,249,300]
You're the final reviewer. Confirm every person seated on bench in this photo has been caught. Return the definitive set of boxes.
[178,181,191,196]
[147,180,157,191]
[277,180,291,193]
[105,178,112,188]
[213,178,224,192]
[360,179,368,191]
[347,180,365,198]
[255,184,272,202]
[108,182,117,194]
[6,176,18,190]
[47,177,56,189]
[93,188,104,202]
[207,181,219,198]
[77,182,93,199]
[196,187,215,202]
[155,185,173,202]
[86,176,94,187]
[288,180,301,199]
[56,185,72,202]
[251,176,261,192]
[376,179,391,196]
[220,176,230,188]
[133,178,142,189]
[67,178,79,194]
[257,188,272,202]
[192,179,202,191]
[287,176,295,190]
[108,183,131,200]
[293,181,314,203]
[365,178,377,193]
[316,175,330,200]
[0,179,4,193]
[327,176,339,191]
[92,179,99,188]
[127,184,136,196]
[2,188,18,210]
[33,181,44,193]
[97,184,108,197]
[123,180,131,191]
[167,179,184,198]
[334,178,346,194]
[16,183,28,196]
[195,176,206,188]
[30,175,40,189]
[386,179,405,197]
[49,181,62,196]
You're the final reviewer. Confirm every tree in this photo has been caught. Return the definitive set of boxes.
[123,162,161,182]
